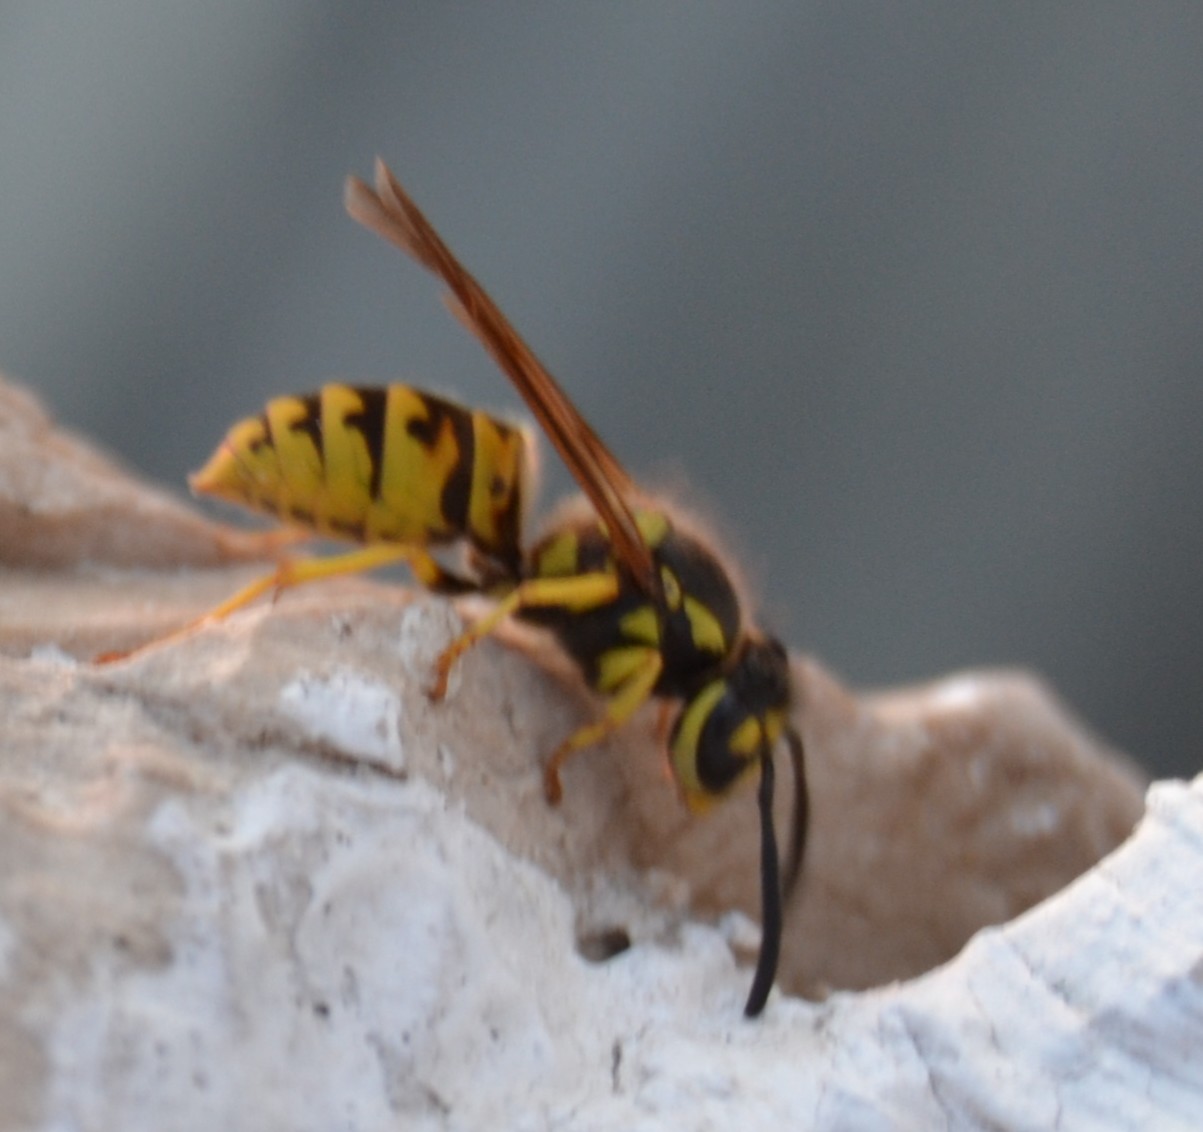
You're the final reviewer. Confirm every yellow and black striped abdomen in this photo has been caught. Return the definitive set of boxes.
[189,383,531,570]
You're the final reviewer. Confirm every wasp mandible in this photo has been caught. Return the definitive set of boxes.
[151,161,809,1016]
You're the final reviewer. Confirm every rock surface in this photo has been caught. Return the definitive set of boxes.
[3,373,1196,1130]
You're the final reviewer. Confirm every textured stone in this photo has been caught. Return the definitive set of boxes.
[3,373,1188,1131]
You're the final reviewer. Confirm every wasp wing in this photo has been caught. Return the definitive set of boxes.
[345,159,658,597]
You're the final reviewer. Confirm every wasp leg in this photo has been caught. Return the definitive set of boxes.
[96,544,463,664]
[209,524,313,559]
[429,571,620,700]
[542,646,664,804]
[209,543,471,615]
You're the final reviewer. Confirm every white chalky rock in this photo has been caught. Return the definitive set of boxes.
[2,371,1189,1130]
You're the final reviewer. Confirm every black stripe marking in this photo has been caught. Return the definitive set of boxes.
[344,386,389,500]
[274,393,325,482]
[249,416,272,455]
[441,406,474,532]
[403,393,474,531]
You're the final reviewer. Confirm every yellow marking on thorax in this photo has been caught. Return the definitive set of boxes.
[619,604,660,646]
[682,595,728,655]
[659,566,682,610]
[635,509,669,547]
[597,644,658,694]
[535,530,580,577]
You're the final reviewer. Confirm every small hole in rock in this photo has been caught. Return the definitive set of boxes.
[577,926,632,963]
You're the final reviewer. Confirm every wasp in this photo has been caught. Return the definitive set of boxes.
[141,161,809,1017]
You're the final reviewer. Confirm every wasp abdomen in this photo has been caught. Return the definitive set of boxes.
[189,383,530,570]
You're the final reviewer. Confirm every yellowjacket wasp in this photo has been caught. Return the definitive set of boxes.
[138,161,809,1016]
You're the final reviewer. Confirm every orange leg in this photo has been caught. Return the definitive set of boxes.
[96,544,434,664]
[428,571,620,700]
[542,647,663,804]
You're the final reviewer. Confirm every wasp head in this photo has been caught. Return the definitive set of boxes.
[668,632,808,1016]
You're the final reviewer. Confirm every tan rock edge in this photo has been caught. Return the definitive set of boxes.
[3,373,1173,1128]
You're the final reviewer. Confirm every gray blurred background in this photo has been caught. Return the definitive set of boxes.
[2,5,1200,778]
